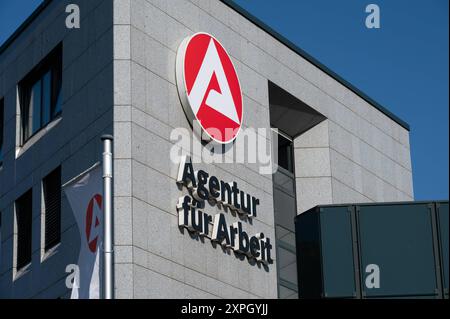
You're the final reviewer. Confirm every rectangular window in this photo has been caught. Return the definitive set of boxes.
[272,130,298,298]
[269,81,326,299]
[19,44,62,144]
[0,98,4,165]
[15,190,33,270]
[277,131,294,173]
[43,167,61,251]
[0,211,2,270]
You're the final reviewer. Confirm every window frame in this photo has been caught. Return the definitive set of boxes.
[15,189,33,272]
[271,128,299,298]
[18,44,62,145]
[272,127,295,174]
[42,166,62,253]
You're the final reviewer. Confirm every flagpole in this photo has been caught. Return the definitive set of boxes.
[101,134,114,299]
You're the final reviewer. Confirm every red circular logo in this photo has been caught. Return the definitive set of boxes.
[85,194,102,253]
[176,33,243,144]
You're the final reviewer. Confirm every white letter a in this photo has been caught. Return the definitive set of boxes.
[365,4,380,29]
[188,39,240,124]
[65,4,80,29]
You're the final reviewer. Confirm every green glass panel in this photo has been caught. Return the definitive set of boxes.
[358,204,437,297]
[320,207,356,298]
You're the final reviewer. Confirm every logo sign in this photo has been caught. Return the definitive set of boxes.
[176,32,243,144]
[85,194,102,253]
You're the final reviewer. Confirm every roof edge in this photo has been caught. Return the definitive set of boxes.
[0,0,410,131]
[0,0,53,56]
[220,0,410,131]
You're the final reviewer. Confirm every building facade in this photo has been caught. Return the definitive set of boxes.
[0,0,413,298]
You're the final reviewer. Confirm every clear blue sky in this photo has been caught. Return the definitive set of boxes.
[0,0,448,200]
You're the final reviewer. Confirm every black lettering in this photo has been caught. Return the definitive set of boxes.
[240,191,251,215]
[191,208,203,233]
[220,181,232,206]
[229,223,237,247]
[231,181,240,210]
[251,197,259,217]
[234,222,249,255]
[260,233,266,261]
[249,236,260,258]
[178,196,191,227]
[265,237,274,264]
[203,213,212,236]
[212,214,230,246]
[208,175,220,199]
[193,170,209,201]
[180,160,196,189]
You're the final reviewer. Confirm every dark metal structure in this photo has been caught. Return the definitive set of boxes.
[295,201,449,299]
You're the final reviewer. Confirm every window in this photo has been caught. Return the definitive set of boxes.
[276,131,294,173]
[0,98,4,165]
[19,44,62,144]
[272,130,298,298]
[0,211,2,270]
[269,81,327,299]
[15,190,33,270]
[276,225,298,299]
[43,167,61,251]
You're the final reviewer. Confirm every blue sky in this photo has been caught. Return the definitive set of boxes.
[232,0,449,200]
[0,0,448,200]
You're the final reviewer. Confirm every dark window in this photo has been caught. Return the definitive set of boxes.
[0,98,4,165]
[295,207,357,299]
[15,190,33,270]
[277,132,294,173]
[43,167,61,251]
[276,225,298,298]
[269,81,327,299]
[272,129,297,297]
[19,44,62,144]
[0,211,2,270]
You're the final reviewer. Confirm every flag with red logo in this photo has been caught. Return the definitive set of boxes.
[64,164,103,299]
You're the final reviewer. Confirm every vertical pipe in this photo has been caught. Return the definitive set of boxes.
[101,134,114,299]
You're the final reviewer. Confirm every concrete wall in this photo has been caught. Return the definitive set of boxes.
[293,113,413,214]
[0,0,113,298]
[112,0,277,299]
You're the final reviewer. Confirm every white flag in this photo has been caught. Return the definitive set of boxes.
[64,164,103,299]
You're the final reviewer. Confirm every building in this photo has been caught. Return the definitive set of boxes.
[0,0,413,299]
